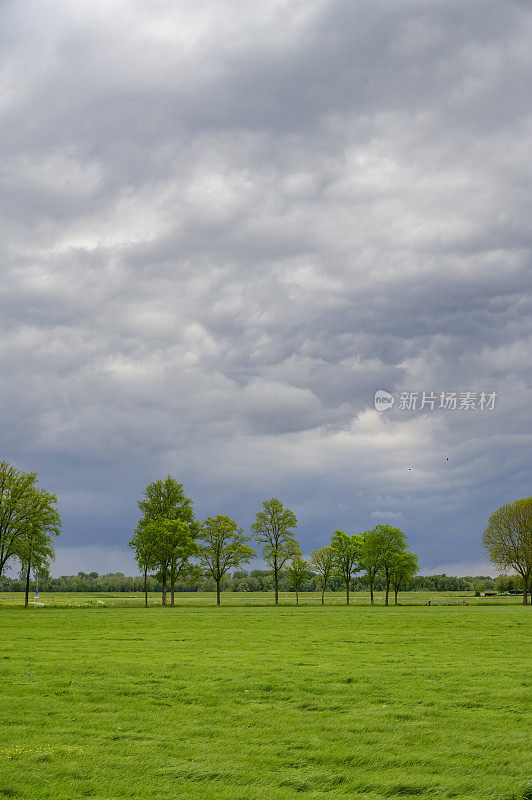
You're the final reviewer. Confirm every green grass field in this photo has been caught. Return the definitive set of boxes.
[0,589,523,607]
[1,597,530,800]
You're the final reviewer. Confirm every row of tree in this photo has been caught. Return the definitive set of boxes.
[0,461,61,607]
[128,477,422,607]
[1,569,509,595]
[129,478,532,606]
[1,459,530,606]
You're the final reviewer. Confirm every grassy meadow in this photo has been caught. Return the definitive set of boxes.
[0,597,530,800]
[0,589,523,607]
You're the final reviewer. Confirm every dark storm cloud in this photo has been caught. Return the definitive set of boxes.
[1,0,531,575]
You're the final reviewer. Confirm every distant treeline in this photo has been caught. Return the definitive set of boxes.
[1,569,510,594]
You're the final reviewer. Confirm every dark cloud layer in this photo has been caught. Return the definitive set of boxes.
[1,0,531,575]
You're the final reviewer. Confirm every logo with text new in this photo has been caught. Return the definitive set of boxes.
[374,390,394,412]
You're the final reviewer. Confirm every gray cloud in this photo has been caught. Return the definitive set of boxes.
[1,0,531,575]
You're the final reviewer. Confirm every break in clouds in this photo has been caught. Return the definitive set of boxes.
[1,0,531,575]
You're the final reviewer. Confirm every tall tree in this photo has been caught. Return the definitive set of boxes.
[150,519,198,606]
[165,520,199,606]
[389,551,419,605]
[0,461,39,577]
[134,477,199,606]
[287,554,309,605]
[359,528,383,605]
[482,498,532,605]
[129,522,159,607]
[251,498,299,604]
[17,487,61,608]
[309,546,335,605]
[374,524,408,606]
[330,530,361,605]
[199,515,255,605]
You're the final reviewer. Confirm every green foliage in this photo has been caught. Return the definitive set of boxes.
[129,522,159,575]
[0,461,61,576]
[494,574,521,593]
[482,497,532,604]
[16,489,61,570]
[132,477,199,605]
[389,551,419,603]
[0,461,61,610]
[199,515,255,604]
[359,527,383,602]
[286,555,310,603]
[0,570,490,595]
[165,519,198,573]
[251,498,299,603]
[17,490,61,609]
[330,529,362,604]
[137,476,198,531]
[309,545,335,604]
[152,518,199,605]
[362,524,408,606]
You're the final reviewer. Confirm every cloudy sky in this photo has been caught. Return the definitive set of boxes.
[2,0,531,577]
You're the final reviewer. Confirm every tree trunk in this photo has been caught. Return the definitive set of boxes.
[144,567,148,608]
[274,560,279,604]
[296,589,299,605]
[394,587,398,605]
[24,562,31,609]
[370,580,374,605]
[321,585,325,605]
[216,578,221,606]
[517,568,530,605]
[346,579,350,605]
[170,580,175,607]
[162,573,167,605]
